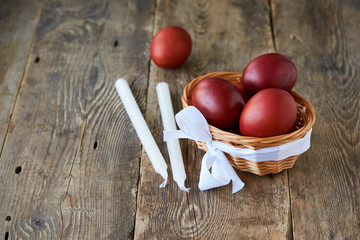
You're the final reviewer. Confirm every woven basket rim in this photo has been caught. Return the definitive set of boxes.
[182,71,316,150]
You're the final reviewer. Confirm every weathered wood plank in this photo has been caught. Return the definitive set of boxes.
[0,0,154,239]
[0,0,43,238]
[0,0,43,153]
[135,0,292,239]
[273,0,360,238]
[59,0,156,238]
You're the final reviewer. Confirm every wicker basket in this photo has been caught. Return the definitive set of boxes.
[182,72,315,176]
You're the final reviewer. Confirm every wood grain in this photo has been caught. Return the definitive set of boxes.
[1,0,358,239]
[0,0,44,238]
[0,0,154,239]
[0,0,43,154]
[135,0,292,239]
[273,0,360,238]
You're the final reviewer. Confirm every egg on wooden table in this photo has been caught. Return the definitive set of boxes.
[150,26,192,68]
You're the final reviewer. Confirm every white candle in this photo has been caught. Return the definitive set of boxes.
[156,82,189,192]
[115,78,168,188]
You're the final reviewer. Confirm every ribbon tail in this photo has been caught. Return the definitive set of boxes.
[198,150,245,193]
[231,180,245,194]
[212,157,231,183]
[198,152,229,191]
[214,150,245,193]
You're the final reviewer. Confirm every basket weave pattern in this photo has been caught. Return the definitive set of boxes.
[182,72,315,176]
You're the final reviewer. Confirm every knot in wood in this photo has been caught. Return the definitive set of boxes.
[32,217,45,229]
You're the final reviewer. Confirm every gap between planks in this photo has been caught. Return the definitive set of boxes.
[0,0,45,158]
[268,0,277,51]
[268,0,294,238]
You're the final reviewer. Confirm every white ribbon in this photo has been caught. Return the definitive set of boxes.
[164,106,312,194]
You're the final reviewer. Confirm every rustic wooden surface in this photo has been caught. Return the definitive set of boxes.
[273,0,360,239]
[0,0,359,239]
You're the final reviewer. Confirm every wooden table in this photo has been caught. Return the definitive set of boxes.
[1,0,359,239]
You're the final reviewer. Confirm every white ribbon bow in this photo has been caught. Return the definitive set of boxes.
[164,106,312,194]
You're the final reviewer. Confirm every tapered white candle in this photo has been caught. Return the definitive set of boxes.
[115,78,168,188]
[156,82,189,192]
